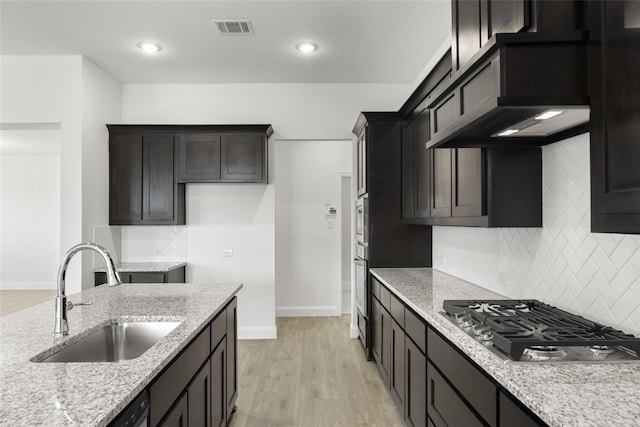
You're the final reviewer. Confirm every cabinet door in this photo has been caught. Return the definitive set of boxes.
[379,304,391,386]
[452,148,484,217]
[430,149,452,218]
[178,133,221,182]
[110,133,143,223]
[356,127,367,196]
[211,340,226,427]
[188,359,212,427]
[499,391,545,427]
[221,134,265,182]
[402,119,417,219]
[415,108,432,218]
[143,134,176,222]
[371,297,382,364]
[589,0,640,233]
[405,338,427,427]
[427,362,484,427]
[485,0,528,37]
[390,319,405,410]
[452,0,482,70]
[129,272,166,283]
[226,298,238,421]
[158,392,188,427]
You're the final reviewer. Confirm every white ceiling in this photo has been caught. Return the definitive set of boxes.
[0,0,452,84]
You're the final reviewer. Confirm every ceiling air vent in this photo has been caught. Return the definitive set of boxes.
[213,20,254,35]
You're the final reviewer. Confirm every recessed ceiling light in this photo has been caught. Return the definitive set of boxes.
[137,42,162,54]
[296,42,318,54]
[534,110,563,120]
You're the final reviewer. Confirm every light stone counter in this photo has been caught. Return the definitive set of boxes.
[94,262,186,273]
[0,282,241,426]
[371,268,640,427]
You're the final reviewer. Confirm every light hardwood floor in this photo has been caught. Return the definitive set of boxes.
[229,316,403,427]
[0,290,57,317]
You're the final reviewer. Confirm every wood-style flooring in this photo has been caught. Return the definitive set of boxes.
[229,316,403,427]
[0,290,57,316]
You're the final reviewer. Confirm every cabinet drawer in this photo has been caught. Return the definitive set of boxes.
[129,272,166,283]
[427,328,496,426]
[211,307,227,351]
[372,276,381,301]
[499,391,546,427]
[405,308,427,354]
[378,284,391,311]
[150,325,211,427]
[427,362,484,427]
[390,294,405,328]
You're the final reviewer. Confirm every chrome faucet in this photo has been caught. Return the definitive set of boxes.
[54,243,121,337]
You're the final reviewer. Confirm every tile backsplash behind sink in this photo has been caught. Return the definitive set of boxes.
[433,133,640,336]
[94,225,187,264]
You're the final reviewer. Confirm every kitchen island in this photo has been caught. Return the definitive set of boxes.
[371,268,640,427]
[0,282,241,426]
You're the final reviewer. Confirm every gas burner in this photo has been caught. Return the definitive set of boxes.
[522,345,567,361]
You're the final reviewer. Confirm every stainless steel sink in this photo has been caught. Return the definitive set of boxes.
[39,321,181,363]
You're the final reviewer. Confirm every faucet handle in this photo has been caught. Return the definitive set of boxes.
[66,301,93,311]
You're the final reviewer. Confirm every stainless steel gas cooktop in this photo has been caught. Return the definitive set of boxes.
[441,299,640,363]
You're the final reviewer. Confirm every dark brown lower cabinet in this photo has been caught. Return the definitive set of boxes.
[390,319,405,410]
[149,297,237,427]
[405,338,427,427]
[226,298,238,420]
[427,362,484,427]
[499,391,546,427]
[95,266,186,286]
[159,392,188,427]
[211,339,226,427]
[188,360,212,427]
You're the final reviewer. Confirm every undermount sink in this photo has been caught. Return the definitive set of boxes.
[37,321,181,363]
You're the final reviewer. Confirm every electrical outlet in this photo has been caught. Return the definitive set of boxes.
[222,249,233,257]
[153,248,165,255]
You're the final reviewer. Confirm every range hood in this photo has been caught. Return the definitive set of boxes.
[426,32,590,149]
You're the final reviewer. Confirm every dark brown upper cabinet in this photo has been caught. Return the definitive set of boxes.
[177,126,272,184]
[427,147,542,227]
[108,124,272,226]
[402,108,431,220]
[178,133,222,182]
[108,127,185,226]
[589,0,640,234]
[429,0,589,149]
[221,134,265,182]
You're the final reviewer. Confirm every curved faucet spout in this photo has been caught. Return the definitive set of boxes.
[54,243,121,337]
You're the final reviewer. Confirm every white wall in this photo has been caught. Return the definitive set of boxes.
[1,56,83,293]
[122,83,415,139]
[275,140,352,316]
[0,131,60,289]
[433,133,640,336]
[81,57,121,288]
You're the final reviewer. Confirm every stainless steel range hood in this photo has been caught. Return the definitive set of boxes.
[426,32,590,149]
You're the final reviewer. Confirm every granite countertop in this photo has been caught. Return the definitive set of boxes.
[371,268,640,427]
[94,262,186,273]
[0,282,241,426]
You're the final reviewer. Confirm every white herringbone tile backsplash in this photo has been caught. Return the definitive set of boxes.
[433,133,640,335]
[121,226,187,262]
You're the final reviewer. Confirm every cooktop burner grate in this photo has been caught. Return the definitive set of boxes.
[442,299,640,361]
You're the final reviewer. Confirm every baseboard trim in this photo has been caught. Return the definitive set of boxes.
[276,305,340,317]
[0,282,56,290]
[350,325,359,339]
[238,326,277,340]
